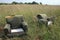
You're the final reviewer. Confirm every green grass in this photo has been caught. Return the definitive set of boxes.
[0,4,60,40]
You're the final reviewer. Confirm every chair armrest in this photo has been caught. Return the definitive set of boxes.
[4,24,11,31]
[22,22,28,26]
[22,22,28,32]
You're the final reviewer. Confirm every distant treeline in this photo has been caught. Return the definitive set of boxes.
[0,1,42,5]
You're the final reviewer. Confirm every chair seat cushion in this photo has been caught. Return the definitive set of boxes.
[11,28,24,33]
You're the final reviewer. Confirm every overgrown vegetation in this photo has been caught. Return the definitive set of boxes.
[0,5,60,40]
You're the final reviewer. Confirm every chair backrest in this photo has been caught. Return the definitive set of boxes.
[37,14,48,19]
[5,15,24,29]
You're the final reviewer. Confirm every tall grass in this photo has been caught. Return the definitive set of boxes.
[0,5,60,40]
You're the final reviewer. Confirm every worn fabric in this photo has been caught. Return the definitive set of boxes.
[6,15,24,29]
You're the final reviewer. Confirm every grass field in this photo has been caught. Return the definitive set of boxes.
[0,4,60,40]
